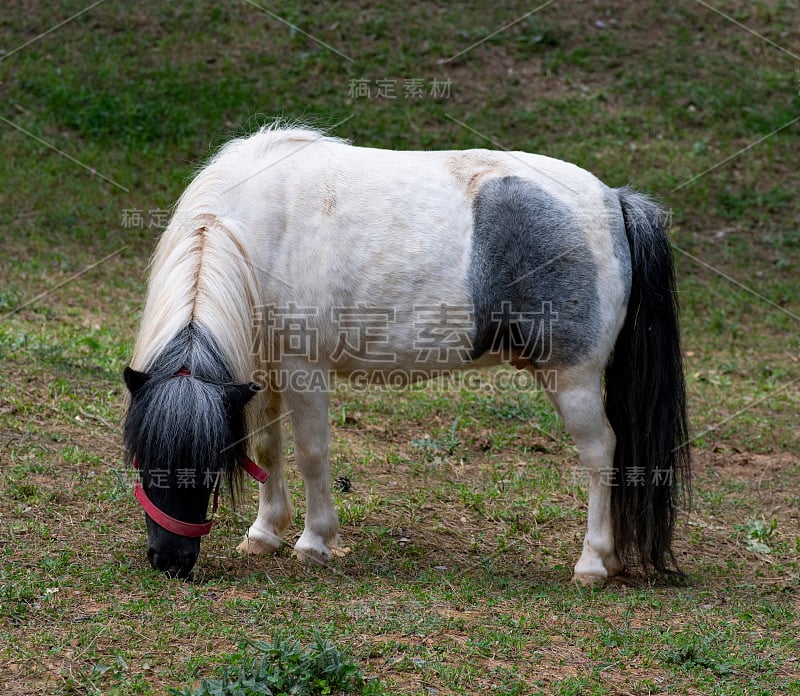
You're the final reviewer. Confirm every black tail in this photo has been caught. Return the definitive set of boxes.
[605,187,691,575]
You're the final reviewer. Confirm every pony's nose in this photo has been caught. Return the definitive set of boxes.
[147,547,197,578]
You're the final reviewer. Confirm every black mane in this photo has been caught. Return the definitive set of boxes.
[123,323,253,502]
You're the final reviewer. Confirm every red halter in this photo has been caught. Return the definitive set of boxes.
[132,453,266,537]
[131,368,269,538]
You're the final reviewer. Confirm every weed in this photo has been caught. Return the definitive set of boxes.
[736,518,779,554]
[169,633,373,696]
[412,417,462,458]
[663,634,737,676]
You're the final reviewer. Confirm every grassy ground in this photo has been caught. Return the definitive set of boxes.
[1,1,799,694]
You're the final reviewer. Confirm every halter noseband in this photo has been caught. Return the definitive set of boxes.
[131,368,268,538]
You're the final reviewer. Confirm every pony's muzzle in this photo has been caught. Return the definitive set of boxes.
[145,522,201,578]
[147,544,199,578]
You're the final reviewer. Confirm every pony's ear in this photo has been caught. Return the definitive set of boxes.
[124,367,151,395]
[224,382,261,413]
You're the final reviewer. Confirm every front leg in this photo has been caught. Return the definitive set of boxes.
[237,390,292,555]
[286,389,340,565]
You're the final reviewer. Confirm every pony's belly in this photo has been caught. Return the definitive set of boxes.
[326,338,506,386]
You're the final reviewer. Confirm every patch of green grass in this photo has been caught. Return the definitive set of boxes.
[169,634,376,696]
[19,64,258,150]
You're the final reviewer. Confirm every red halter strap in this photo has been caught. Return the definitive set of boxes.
[240,454,269,483]
[132,453,267,537]
[132,455,219,537]
[134,476,216,537]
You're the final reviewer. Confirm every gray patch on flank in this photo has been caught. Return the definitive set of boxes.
[468,176,601,366]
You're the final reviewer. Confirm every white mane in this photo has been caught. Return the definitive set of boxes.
[131,124,345,378]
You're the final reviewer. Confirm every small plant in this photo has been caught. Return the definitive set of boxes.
[412,418,461,458]
[663,636,735,676]
[0,288,22,313]
[439,417,461,455]
[735,518,778,554]
[170,633,372,696]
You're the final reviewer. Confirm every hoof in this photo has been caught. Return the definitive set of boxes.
[572,572,608,588]
[293,544,332,567]
[293,530,337,566]
[573,549,624,586]
[236,534,282,556]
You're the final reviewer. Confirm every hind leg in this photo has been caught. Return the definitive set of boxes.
[285,390,340,565]
[548,366,623,586]
[237,390,292,555]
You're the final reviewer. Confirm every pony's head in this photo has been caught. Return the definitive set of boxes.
[123,325,258,578]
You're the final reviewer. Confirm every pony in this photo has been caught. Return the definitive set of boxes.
[123,125,690,582]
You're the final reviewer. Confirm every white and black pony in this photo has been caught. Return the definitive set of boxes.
[124,126,690,582]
